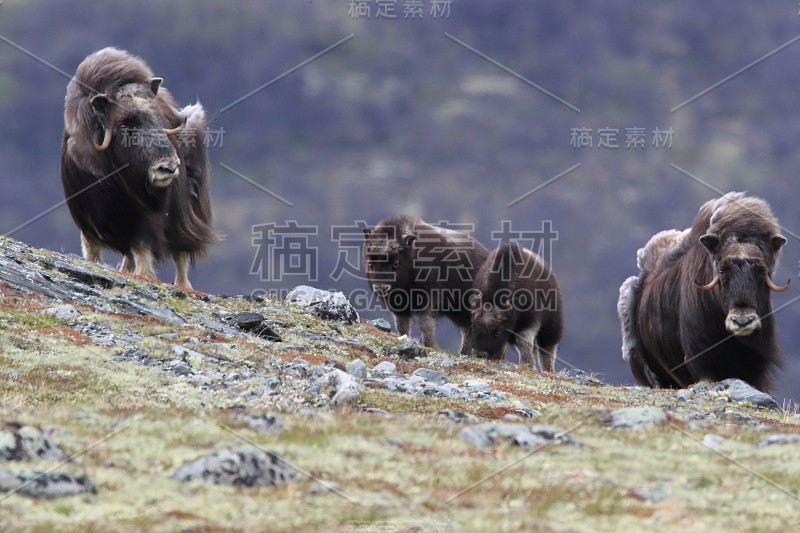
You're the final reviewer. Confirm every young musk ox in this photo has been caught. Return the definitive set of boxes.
[61,47,217,289]
[362,215,489,354]
[470,242,563,371]
[617,192,789,392]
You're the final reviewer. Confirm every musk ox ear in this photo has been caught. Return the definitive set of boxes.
[150,77,163,95]
[771,234,787,251]
[402,234,417,248]
[699,233,719,254]
[89,93,110,116]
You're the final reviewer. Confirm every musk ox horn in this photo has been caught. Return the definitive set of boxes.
[694,274,719,291]
[164,116,187,136]
[765,274,790,292]
[94,128,112,151]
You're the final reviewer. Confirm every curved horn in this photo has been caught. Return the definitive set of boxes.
[94,128,112,151]
[695,274,719,291]
[765,274,790,292]
[164,116,186,136]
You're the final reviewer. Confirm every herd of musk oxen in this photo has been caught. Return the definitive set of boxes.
[59,48,791,393]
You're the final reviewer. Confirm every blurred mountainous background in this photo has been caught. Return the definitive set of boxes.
[2,0,800,402]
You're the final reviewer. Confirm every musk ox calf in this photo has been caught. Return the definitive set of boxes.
[60,47,217,289]
[470,243,563,371]
[362,215,489,354]
[617,192,789,392]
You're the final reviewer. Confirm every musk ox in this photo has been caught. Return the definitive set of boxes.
[617,192,789,392]
[362,215,489,354]
[470,242,563,371]
[60,47,217,289]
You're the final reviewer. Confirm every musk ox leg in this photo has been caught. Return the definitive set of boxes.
[132,245,156,281]
[414,312,438,348]
[173,252,192,289]
[394,314,411,337]
[514,327,539,368]
[120,254,135,272]
[80,232,101,263]
[458,327,473,355]
[538,343,557,373]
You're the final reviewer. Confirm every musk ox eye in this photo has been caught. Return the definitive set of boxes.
[392,260,400,271]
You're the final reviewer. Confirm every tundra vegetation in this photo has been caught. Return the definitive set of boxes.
[0,236,799,531]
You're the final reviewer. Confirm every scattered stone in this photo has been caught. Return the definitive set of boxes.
[411,368,450,385]
[167,360,192,376]
[283,358,312,378]
[0,470,96,498]
[113,346,154,366]
[367,318,392,332]
[346,359,368,380]
[756,434,800,448]
[223,312,281,341]
[0,423,69,462]
[171,445,297,487]
[434,356,457,367]
[676,389,693,402]
[558,368,605,386]
[361,407,390,416]
[390,341,428,359]
[438,410,480,424]
[631,486,668,502]
[604,407,667,429]
[43,304,81,321]
[511,408,541,418]
[702,434,727,450]
[286,285,358,324]
[712,379,781,411]
[171,289,187,299]
[460,423,582,449]
[463,380,491,392]
[312,369,361,406]
[236,414,283,433]
[50,258,123,289]
[372,361,399,376]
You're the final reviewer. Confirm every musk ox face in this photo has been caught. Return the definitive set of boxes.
[470,303,512,359]
[696,233,788,337]
[89,80,185,189]
[362,228,416,296]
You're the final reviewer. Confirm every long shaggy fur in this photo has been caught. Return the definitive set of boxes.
[617,192,785,391]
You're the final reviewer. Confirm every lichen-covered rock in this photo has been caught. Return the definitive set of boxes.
[0,470,96,498]
[234,414,283,433]
[389,341,428,359]
[712,379,781,411]
[171,445,298,487]
[756,434,800,448]
[604,407,667,429]
[285,285,358,324]
[310,369,361,406]
[460,423,582,449]
[367,318,392,332]
[345,359,368,380]
[0,423,69,462]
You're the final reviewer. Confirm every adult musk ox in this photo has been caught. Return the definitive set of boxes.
[617,192,789,392]
[61,47,217,289]
[470,242,563,371]
[362,215,489,354]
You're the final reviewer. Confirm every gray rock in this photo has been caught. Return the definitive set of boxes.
[756,434,800,448]
[0,470,96,498]
[434,356,457,367]
[367,318,392,332]
[631,486,668,502]
[438,410,480,424]
[237,414,283,433]
[438,383,460,398]
[113,346,155,366]
[712,379,781,411]
[390,341,428,359]
[463,380,491,392]
[676,389,693,401]
[702,434,727,450]
[171,445,297,487]
[43,304,81,321]
[315,369,361,406]
[283,358,312,378]
[372,361,399,376]
[346,359,368,380]
[411,368,450,385]
[604,407,667,429]
[166,360,192,376]
[460,423,581,449]
[223,312,281,341]
[286,285,358,324]
[0,423,69,462]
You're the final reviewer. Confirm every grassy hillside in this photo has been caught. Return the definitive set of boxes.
[0,236,799,531]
